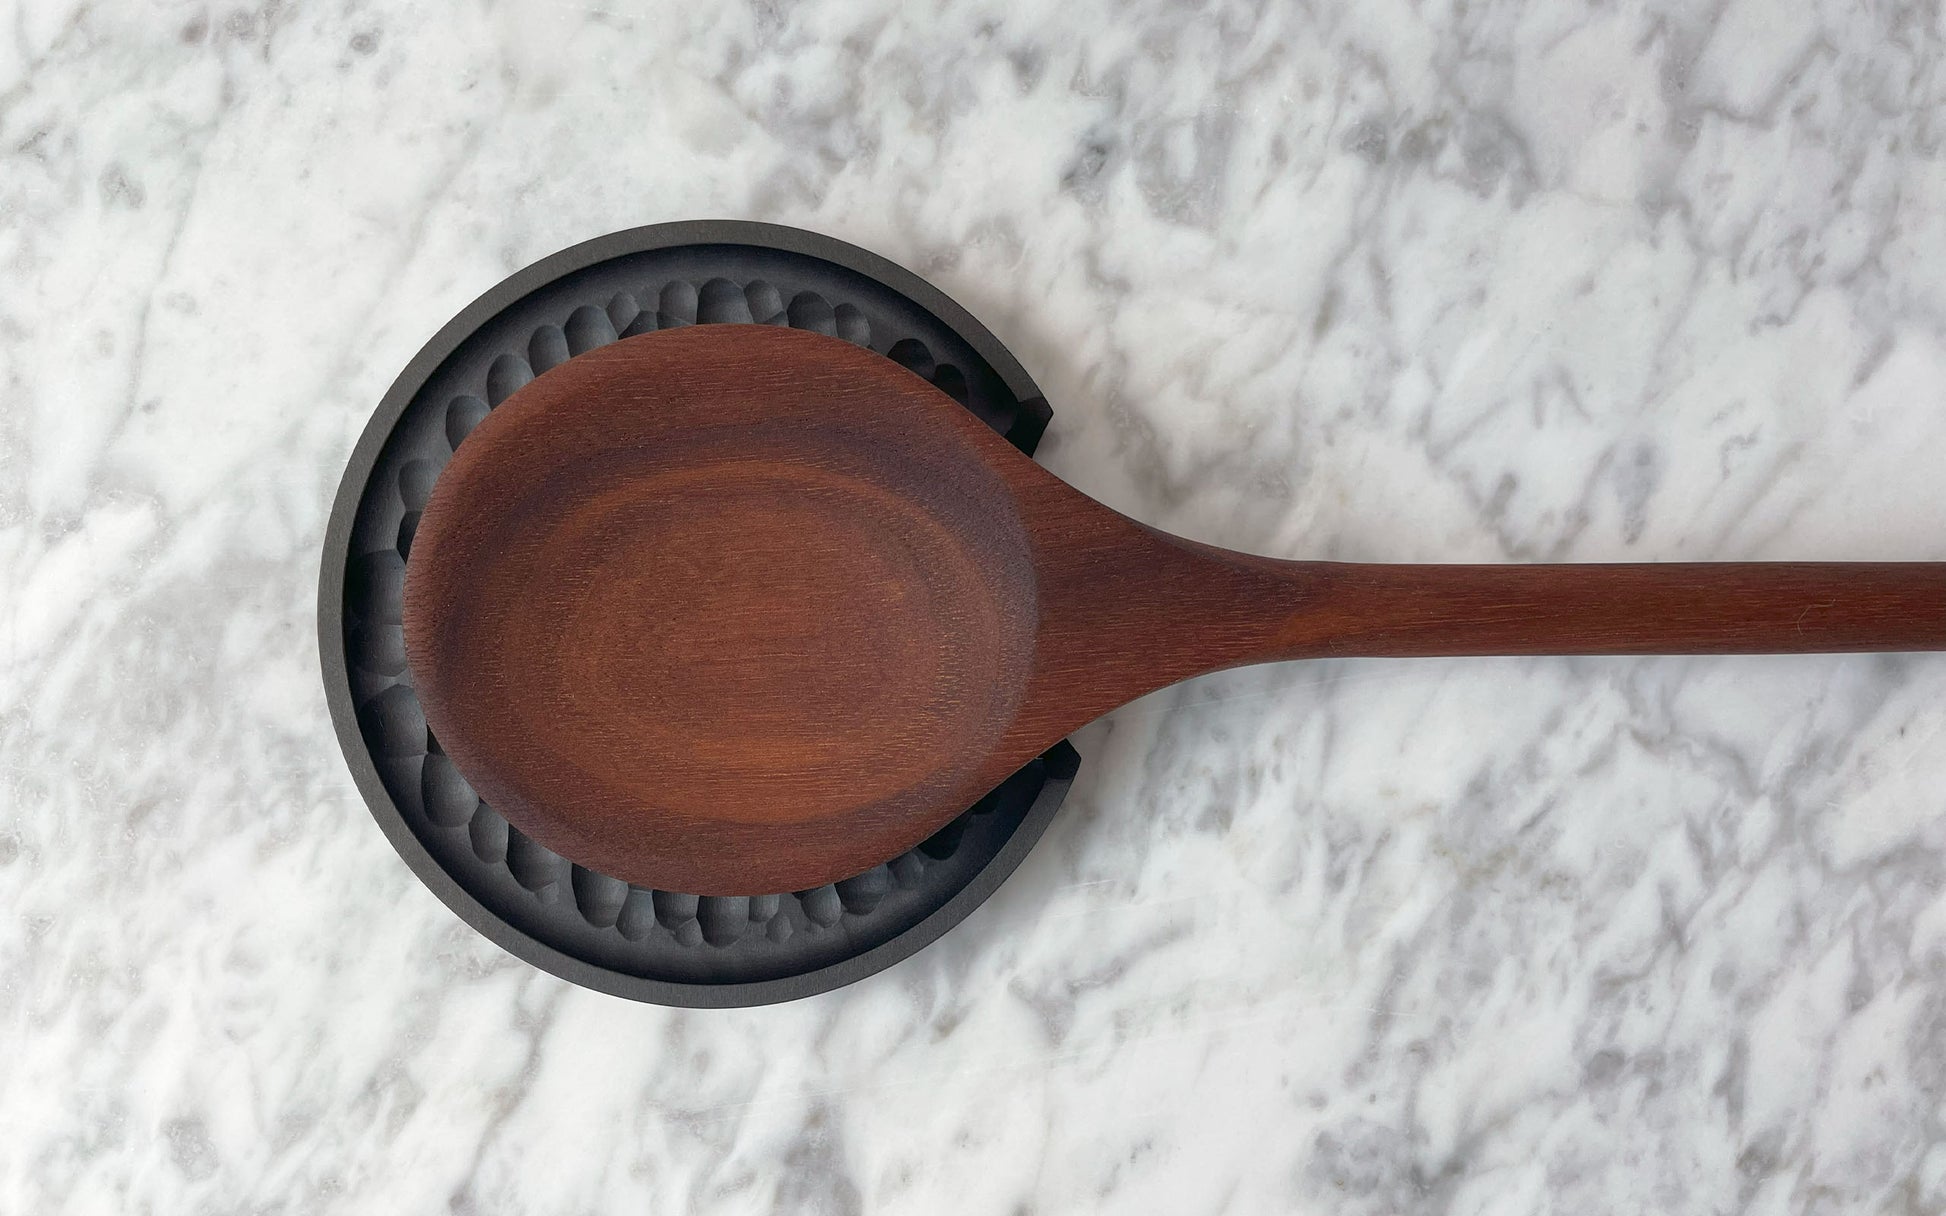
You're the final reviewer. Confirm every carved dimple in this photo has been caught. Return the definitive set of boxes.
[506,830,566,891]
[468,803,509,863]
[887,338,934,378]
[836,866,892,914]
[787,291,837,335]
[421,752,479,827]
[696,896,748,945]
[565,304,618,355]
[396,511,420,559]
[358,684,424,756]
[697,278,752,324]
[652,890,699,929]
[746,279,786,324]
[932,363,969,406]
[350,619,406,675]
[890,853,925,887]
[399,460,438,510]
[446,396,490,447]
[606,292,642,336]
[833,302,870,346]
[658,281,697,327]
[485,354,533,405]
[919,815,968,860]
[349,551,405,621]
[571,866,628,927]
[529,324,570,374]
[615,889,657,940]
[800,884,843,927]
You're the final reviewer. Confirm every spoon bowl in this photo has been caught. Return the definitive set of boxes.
[407,326,1061,893]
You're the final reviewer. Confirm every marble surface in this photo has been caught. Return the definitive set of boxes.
[9,0,1946,1210]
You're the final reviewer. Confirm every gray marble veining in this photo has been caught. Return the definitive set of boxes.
[8,0,1946,1211]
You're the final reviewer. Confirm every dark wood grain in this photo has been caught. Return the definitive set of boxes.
[404,325,1946,894]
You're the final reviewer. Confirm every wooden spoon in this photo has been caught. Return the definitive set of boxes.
[404,325,1946,895]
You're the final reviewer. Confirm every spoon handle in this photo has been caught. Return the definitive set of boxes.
[1282,562,1946,657]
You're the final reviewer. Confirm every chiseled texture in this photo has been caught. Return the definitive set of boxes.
[7,0,1946,1211]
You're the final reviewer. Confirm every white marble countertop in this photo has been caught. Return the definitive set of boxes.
[11,0,1946,1211]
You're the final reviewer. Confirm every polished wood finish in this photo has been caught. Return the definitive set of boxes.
[404,326,1946,894]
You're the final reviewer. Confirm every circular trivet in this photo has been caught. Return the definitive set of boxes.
[320,221,1079,1006]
